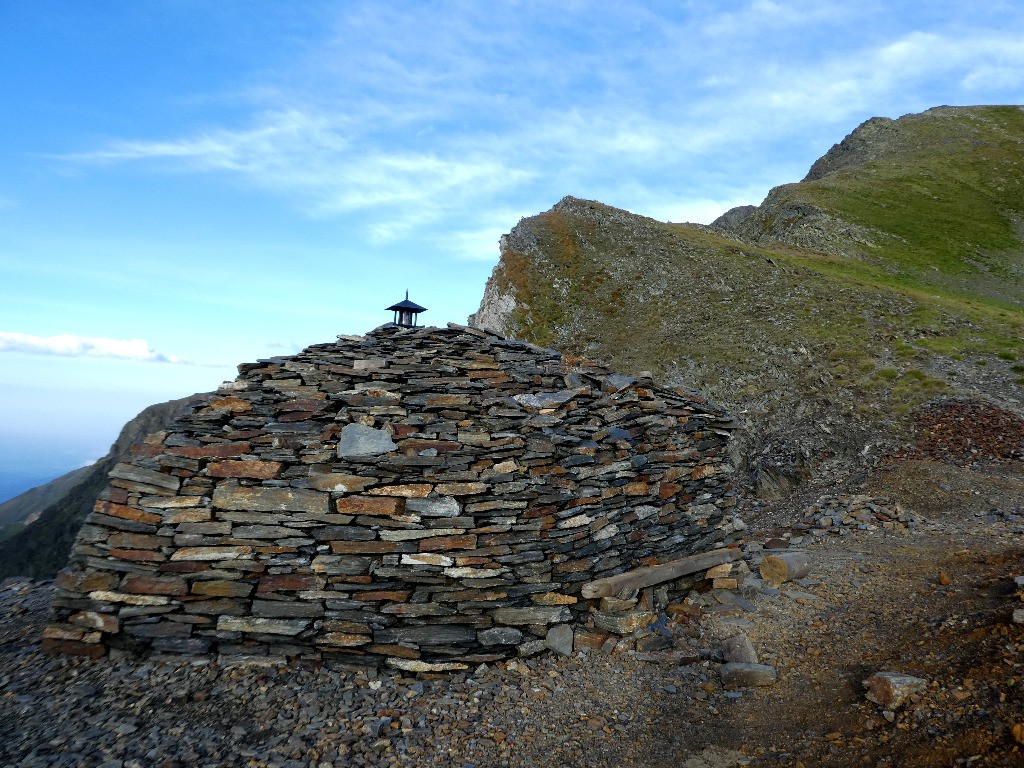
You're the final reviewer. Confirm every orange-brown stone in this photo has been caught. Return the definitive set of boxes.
[367,643,421,659]
[367,484,433,498]
[398,439,461,453]
[191,580,255,597]
[691,464,717,479]
[41,638,106,657]
[278,411,315,422]
[121,575,189,596]
[207,396,254,414]
[418,534,477,551]
[258,574,322,592]
[623,482,649,496]
[336,496,403,515]
[574,628,611,650]
[108,548,165,563]
[659,482,682,499]
[330,541,405,554]
[93,501,161,526]
[531,592,577,605]
[207,460,282,479]
[167,443,251,459]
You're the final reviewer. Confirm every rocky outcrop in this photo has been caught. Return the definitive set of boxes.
[45,323,738,670]
[711,188,886,258]
[801,116,899,182]
[466,239,519,335]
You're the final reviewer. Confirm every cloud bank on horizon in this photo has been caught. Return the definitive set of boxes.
[1,0,1023,493]
[0,331,189,364]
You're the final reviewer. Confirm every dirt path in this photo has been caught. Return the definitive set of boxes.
[641,459,1024,768]
[672,531,1024,767]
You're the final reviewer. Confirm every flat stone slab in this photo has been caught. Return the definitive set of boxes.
[337,423,397,457]
[216,617,310,636]
[722,633,759,664]
[491,606,572,625]
[108,463,180,491]
[720,662,778,687]
[212,486,328,514]
[545,624,574,656]
[478,627,523,646]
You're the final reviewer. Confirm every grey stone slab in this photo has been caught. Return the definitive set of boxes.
[478,626,523,645]
[108,463,181,491]
[337,423,397,458]
[721,633,759,664]
[545,624,574,656]
[406,496,462,517]
[720,662,777,687]
[491,606,572,625]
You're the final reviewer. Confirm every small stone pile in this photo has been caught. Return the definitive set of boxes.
[45,323,738,671]
[793,495,923,536]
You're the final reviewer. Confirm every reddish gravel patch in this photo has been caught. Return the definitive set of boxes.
[887,398,1024,466]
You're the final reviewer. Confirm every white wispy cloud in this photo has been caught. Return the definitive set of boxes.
[71,107,532,238]
[55,2,1024,233]
[0,332,190,364]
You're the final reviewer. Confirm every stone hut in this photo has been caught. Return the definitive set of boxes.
[45,324,739,671]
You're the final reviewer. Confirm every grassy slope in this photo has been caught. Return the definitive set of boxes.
[801,106,1024,296]
[486,108,1024,492]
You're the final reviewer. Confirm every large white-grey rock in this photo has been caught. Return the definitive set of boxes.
[337,423,397,457]
[863,671,928,708]
[406,496,461,517]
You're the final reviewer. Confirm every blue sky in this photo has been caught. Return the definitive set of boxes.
[2,0,1024,501]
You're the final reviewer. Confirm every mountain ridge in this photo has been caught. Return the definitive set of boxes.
[471,105,1024,500]
[0,394,204,579]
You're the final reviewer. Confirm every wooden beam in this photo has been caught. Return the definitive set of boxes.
[581,548,741,599]
[759,551,811,584]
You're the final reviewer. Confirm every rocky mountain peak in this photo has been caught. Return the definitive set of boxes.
[470,105,1024,499]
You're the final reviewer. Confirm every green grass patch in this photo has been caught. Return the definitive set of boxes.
[891,369,949,401]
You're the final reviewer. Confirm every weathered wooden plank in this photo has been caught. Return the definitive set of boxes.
[581,548,740,599]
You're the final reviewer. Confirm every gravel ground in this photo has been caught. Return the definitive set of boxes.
[4,459,1024,768]
[2,579,746,768]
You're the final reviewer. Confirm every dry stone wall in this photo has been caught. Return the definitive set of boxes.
[44,323,738,671]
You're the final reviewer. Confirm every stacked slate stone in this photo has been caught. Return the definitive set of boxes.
[45,323,738,672]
